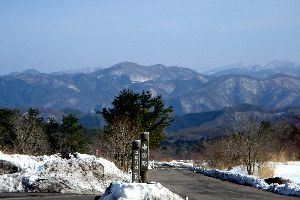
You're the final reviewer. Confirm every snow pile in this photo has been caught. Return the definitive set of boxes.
[150,160,193,169]
[191,167,300,197]
[100,181,183,200]
[227,162,300,185]
[227,165,249,175]
[0,152,129,194]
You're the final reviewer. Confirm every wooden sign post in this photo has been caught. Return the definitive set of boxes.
[132,140,141,183]
[140,132,149,183]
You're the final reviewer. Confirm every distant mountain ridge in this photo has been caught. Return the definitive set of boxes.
[165,104,300,141]
[1,61,300,115]
[169,73,300,113]
[201,60,300,79]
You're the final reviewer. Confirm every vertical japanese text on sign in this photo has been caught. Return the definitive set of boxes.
[140,132,149,171]
[132,140,141,183]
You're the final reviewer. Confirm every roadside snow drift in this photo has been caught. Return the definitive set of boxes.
[0,152,129,194]
[191,167,300,197]
[100,182,183,200]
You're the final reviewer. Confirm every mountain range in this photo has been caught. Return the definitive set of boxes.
[201,60,300,79]
[166,104,300,140]
[1,61,300,117]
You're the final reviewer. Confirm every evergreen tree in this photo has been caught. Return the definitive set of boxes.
[100,90,173,148]
[45,117,61,153]
[60,114,89,155]
[98,89,173,171]
[0,108,18,151]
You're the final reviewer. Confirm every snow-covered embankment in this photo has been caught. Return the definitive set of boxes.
[0,152,183,199]
[0,152,129,194]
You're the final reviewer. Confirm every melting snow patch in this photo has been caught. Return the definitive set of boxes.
[0,152,129,194]
[99,182,183,200]
[150,160,193,169]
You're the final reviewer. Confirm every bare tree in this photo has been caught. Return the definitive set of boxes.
[204,119,283,175]
[233,121,272,174]
[10,109,49,155]
[101,118,139,171]
[203,134,242,169]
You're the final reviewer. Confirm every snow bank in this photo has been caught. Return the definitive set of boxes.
[150,160,193,169]
[274,162,300,184]
[227,162,300,185]
[0,152,129,194]
[100,181,183,200]
[191,167,300,197]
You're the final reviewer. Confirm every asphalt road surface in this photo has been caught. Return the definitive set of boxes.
[148,168,298,200]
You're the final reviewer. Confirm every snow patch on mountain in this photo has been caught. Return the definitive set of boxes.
[67,84,80,92]
[129,74,155,83]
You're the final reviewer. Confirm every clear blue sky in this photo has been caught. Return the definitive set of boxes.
[0,0,299,74]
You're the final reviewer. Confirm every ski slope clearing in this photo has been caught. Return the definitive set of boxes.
[99,182,183,200]
[0,152,129,194]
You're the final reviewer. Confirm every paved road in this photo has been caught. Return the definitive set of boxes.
[0,193,100,200]
[149,168,298,200]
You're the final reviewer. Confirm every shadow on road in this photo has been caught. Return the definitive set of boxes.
[0,193,101,200]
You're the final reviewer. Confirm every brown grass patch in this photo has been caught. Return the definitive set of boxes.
[258,164,274,179]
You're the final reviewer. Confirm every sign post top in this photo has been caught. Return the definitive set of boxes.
[132,140,141,149]
[140,132,149,140]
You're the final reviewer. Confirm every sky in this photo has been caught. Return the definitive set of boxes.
[0,0,299,75]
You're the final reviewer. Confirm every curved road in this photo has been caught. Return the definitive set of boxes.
[149,168,298,200]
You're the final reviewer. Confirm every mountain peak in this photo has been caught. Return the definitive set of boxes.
[112,62,142,68]
[22,69,41,75]
[7,69,41,76]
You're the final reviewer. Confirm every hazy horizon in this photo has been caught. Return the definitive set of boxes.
[1,59,299,76]
[1,0,299,75]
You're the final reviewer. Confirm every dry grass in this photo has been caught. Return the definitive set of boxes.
[270,151,290,163]
[258,164,274,179]
[0,147,13,155]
